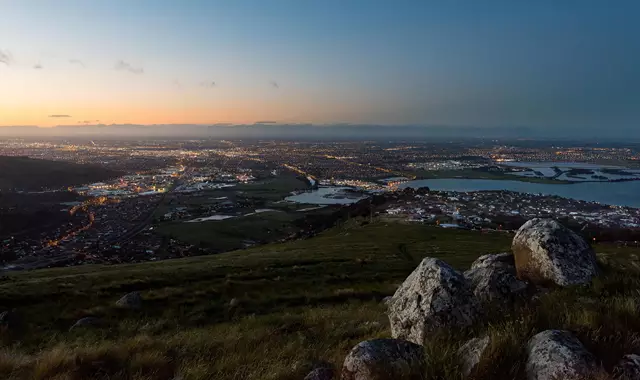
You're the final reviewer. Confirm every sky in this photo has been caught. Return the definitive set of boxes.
[0,0,639,130]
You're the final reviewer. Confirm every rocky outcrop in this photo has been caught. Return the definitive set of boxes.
[464,253,528,303]
[341,339,425,380]
[115,291,143,309]
[388,258,479,345]
[526,330,597,380]
[458,336,491,377]
[512,219,598,286]
[614,354,640,380]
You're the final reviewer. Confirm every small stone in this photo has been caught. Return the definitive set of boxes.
[115,291,143,309]
[458,336,491,377]
[341,339,425,380]
[304,366,335,380]
[0,309,23,334]
[229,298,240,308]
[69,317,101,331]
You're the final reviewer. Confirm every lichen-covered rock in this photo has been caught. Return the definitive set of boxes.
[388,258,479,345]
[458,336,491,377]
[464,253,528,303]
[512,219,598,286]
[526,330,597,380]
[614,354,640,380]
[341,339,425,380]
[115,291,143,309]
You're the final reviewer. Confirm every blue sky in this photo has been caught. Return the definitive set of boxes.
[0,0,638,129]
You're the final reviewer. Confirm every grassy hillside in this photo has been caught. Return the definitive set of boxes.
[0,156,121,191]
[0,221,638,379]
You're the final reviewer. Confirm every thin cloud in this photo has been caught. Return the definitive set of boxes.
[114,60,143,74]
[49,114,72,118]
[33,63,43,69]
[255,121,278,124]
[270,80,279,89]
[172,80,182,89]
[69,59,85,68]
[200,81,216,88]
[0,50,13,65]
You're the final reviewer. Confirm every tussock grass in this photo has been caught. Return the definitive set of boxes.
[0,221,639,379]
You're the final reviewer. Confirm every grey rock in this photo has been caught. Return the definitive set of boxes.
[341,339,425,380]
[464,253,528,303]
[115,291,142,309]
[526,330,597,380]
[69,317,101,331]
[458,336,491,377]
[305,366,335,380]
[614,354,640,380]
[512,219,598,287]
[381,296,393,306]
[388,258,480,345]
[229,298,240,308]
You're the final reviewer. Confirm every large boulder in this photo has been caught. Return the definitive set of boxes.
[458,336,491,377]
[388,258,480,345]
[526,330,597,380]
[341,339,425,380]
[614,354,640,380]
[512,219,598,286]
[464,253,528,303]
[115,291,143,309]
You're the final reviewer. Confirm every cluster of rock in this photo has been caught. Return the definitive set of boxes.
[306,218,631,380]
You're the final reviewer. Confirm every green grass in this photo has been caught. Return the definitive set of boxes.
[0,221,638,379]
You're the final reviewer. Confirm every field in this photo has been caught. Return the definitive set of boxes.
[0,221,639,379]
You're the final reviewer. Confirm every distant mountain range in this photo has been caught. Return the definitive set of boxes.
[0,124,638,142]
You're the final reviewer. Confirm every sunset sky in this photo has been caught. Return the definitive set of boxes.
[1,0,638,129]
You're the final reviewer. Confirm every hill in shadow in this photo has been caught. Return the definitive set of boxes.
[0,156,122,191]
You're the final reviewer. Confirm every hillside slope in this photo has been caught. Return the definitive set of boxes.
[0,156,121,191]
[0,221,638,379]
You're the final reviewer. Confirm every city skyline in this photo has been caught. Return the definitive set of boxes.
[1,0,639,131]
